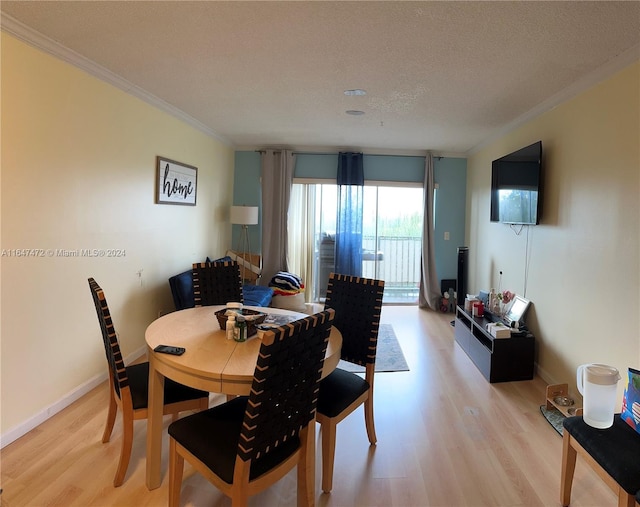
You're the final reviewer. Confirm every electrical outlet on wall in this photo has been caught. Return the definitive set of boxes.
[444,231,450,240]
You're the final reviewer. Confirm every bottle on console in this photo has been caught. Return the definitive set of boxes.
[489,288,496,314]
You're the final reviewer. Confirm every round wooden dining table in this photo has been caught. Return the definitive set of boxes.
[144,305,342,490]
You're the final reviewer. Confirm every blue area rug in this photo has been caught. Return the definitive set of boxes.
[540,405,564,436]
[338,324,409,373]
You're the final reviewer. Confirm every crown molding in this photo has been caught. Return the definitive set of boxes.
[1,14,231,146]
[467,43,640,156]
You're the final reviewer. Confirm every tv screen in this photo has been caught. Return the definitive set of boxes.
[490,141,543,225]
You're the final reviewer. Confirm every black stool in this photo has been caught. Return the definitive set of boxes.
[561,415,640,507]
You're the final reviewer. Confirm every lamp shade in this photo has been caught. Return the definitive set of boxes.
[230,205,259,225]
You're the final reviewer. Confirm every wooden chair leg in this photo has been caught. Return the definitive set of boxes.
[230,457,250,507]
[169,438,184,507]
[297,425,314,507]
[364,394,377,445]
[113,409,134,487]
[102,389,118,443]
[321,421,337,493]
[230,492,249,507]
[616,487,635,507]
[560,429,577,507]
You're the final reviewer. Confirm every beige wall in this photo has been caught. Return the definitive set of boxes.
[467,62,640,399]
[1,34,234,438]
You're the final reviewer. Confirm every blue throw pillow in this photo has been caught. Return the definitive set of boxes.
[242,285,274,307]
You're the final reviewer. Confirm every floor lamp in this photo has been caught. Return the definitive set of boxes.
[230,205,259,282]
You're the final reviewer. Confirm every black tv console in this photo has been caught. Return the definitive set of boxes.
[454,305,535,383]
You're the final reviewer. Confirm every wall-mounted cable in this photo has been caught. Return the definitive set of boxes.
[523,225,533,298]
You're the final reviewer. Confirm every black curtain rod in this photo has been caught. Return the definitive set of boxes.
[255,150,435,159]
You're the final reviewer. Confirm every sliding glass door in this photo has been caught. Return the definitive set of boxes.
[289,183,423,304]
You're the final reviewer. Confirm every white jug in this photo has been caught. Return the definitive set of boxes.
[576,363,621,429]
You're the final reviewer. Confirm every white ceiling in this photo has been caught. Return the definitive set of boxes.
[2,1,639,156]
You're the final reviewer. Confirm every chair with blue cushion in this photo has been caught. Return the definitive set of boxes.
[88,278,209,487]
[316,273,385,493]
[169,256,274,311]
[167,309,335,507]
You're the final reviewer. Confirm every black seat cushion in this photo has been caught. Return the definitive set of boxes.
[168,396,300,484]
[126,362,208,410]
[317,367,370,418]
[563,415,640,495]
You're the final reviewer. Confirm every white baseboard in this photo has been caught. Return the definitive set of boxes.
[1,346,146,449]
[535,362,558,387]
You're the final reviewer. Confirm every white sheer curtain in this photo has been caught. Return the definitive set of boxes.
[260,149,295,285]
[419,152,441,310]
[287,184,316,302]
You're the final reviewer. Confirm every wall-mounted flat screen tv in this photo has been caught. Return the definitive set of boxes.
[490,141,543,225]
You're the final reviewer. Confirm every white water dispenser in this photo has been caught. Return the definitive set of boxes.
[576,363,621,429]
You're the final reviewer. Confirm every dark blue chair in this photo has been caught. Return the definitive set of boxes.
[168,269,195,310]
[169,258,273,311]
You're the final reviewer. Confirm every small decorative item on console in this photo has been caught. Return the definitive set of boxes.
[472,300,484,317]
[496,290,514,316]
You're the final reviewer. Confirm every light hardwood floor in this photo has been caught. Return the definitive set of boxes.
[1,306,617,506]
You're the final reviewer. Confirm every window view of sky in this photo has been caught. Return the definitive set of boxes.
[317,184,423,236]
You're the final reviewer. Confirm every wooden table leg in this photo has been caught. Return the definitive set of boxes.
[560,429,577,506]
[146,353,165,490]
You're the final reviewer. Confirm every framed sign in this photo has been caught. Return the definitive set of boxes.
[156,156,197,205]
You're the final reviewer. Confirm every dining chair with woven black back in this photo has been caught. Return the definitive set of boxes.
[87,278,209,487]
[192,261,243,306]
[167,309,335,507]
[316,272,385,493]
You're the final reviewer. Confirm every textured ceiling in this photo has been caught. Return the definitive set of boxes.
[2,1,639,155]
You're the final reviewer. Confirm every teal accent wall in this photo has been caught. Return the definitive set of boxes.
[294,154,338,178]
[232,151,262,254]
[364,154,425,182]
[433,157,467,286]
[232,151,467,290]
[293,153,424,182]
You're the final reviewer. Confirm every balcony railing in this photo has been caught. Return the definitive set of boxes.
[362,236,421,303]
[314,235,422,303]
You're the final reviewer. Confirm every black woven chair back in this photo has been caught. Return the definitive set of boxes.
[192,261,243,306]
[324,273,385,366]
[237,309,334,463]
[88,278,128,399]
